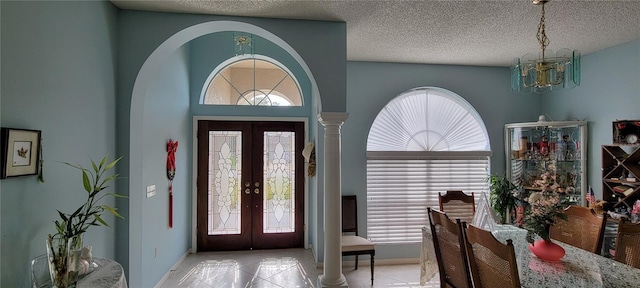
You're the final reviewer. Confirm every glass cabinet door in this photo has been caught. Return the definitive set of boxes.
[505,119,587,206]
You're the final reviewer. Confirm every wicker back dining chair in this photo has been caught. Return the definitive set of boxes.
[342,195,375,285]
[614,219,640,268]
[462,223,521,288]
[439,190,476,224]
[428,208,472,288]
[549,205,607,254]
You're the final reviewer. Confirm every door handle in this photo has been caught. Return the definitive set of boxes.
[245,182,250,187]
[254,188,260,194]
[255,182,260,187]
[245,188,251,195]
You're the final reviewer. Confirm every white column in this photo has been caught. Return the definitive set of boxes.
[318,112,349,288]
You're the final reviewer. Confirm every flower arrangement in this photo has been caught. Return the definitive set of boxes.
[523,164,570,244]
[524,191,569,243]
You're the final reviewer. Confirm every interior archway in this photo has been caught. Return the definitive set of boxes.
[128,20,321,285]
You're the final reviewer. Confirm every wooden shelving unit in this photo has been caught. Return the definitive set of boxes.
[602,145,640,210]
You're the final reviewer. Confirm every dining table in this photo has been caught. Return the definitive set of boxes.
[420,224,640,287]
[77,258,128,288]
[33,257,127,288]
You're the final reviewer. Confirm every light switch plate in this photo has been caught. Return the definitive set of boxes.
[146,184,156,198]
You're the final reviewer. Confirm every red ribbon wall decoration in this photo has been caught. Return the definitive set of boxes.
[167,139,178,228]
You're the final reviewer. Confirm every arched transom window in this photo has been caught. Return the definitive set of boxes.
[366,87,492,244]
[202,57,303,106]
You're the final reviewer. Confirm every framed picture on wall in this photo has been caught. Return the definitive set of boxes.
[1,127,41,179]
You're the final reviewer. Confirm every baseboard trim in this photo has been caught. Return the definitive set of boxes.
[153,248,192,288]
[316,257,420,268]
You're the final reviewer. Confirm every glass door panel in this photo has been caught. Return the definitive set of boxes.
[263,131,296,233]
[208,131,242,235]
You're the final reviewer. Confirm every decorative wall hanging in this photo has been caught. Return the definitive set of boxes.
[38,138,44,182]
[166,139,178,228]
[0,127,42,179]
[302,141,316,177]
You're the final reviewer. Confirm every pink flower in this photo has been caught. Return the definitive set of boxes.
[632,200,640,215]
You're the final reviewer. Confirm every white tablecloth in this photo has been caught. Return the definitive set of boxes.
[77,258,127,288]
[419,226,438,285]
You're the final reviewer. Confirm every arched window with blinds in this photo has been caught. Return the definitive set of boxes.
[366,87,492,243]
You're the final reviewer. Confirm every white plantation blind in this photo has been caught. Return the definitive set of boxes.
[367,154,490,243]
[367,87,490,152]
[366,87,491,244]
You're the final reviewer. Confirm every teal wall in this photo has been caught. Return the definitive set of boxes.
[117,10,344,287]
[189,32,312,116]
[139,44,192,285]
[1,0,638,286]
[0,1,118,287]
[344,62,541,259]
[342,40,640,260]
[542,39,640,199]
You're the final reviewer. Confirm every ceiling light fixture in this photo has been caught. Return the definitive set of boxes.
[511,0,580,94]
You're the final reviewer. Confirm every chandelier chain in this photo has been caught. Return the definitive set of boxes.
[536,2,550,60]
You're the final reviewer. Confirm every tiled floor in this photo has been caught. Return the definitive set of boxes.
[159,248,439,287]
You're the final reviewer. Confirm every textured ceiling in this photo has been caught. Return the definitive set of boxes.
[110,0,640,67]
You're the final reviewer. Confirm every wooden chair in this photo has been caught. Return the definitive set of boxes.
[462,223,521,288]
[342,195,375,285]
[439,190,476,223]
[614,219,640,268]
[549,205,607,254]
[428,208,472,288]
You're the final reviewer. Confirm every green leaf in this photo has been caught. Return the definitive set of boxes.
[94,214,109,227]
[54,220,65,234]
[91,159,99,174]
[104,157,121,170]
[82,170,91,193]
[57,210,68,222]
[71,205,85,218]
[63,162,83,170]
[55,155,127,239]
[102,204,124,219]
[99,155,108,169]
[107,193,129,199]
[98,174,118,189]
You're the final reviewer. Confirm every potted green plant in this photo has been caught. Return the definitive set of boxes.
[488,174,519,224]
[47,155,126,287]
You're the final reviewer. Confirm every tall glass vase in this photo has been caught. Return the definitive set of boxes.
[46,235,83,288]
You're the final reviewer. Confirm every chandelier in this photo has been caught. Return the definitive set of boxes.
[511,0,580,94]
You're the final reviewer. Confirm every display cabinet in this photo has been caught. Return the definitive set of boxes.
[505,117,587,206]
[602,144,640,210]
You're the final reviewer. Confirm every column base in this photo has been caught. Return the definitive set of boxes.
[317,274,349,287]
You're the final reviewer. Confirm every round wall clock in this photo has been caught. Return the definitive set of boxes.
[626,133,638,144]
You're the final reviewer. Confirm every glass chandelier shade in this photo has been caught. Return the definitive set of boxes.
[510,1,581,94]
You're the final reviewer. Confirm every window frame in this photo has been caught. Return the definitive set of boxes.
[366,87,492,244]
[199,54,303,106]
